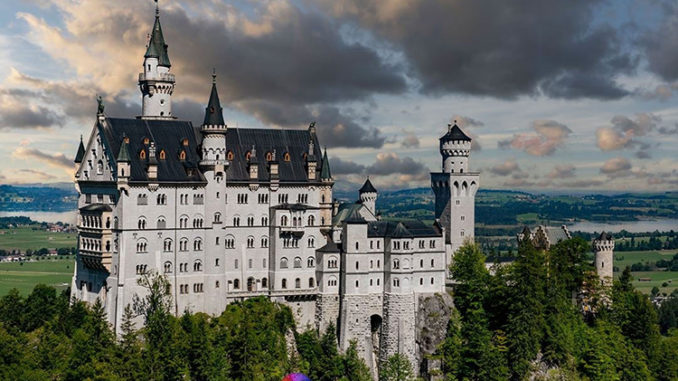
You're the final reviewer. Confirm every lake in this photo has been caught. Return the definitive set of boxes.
[568,219,678,233]
[0,211,77,225]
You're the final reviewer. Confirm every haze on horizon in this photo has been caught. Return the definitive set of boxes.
[0,0,676,192]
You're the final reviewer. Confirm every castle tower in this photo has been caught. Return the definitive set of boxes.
[359,178,377,217]
[431,123,480,264]
[139,4,175,119]
[199,71,228,169]
[593,232,614,285]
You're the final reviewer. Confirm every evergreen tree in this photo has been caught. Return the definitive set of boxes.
[379,353,414,381]
[342,340,372,381]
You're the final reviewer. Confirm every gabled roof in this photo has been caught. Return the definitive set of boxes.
[203,75,225,126]
[224,128,323,183]
[317,241,341,253]
[100,117,204,183]
[74,136,85,163]
[359,178,377,193]
[440,124,471,142]
[320,148,332,180]
[344,209,367,224]
[144,12,171,67]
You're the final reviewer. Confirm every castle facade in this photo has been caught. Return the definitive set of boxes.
[70,7,479,376]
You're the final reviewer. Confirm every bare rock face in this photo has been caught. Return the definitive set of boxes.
[416,292,455,378]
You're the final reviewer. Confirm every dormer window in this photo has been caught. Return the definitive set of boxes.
[179,150,186,161]
[227,150,234,160]
[139,150,146,160]
[159,150,166,160]
[283,152,291,162]
[266,152,273,161]
[245,151,251,160]
[123,136,130,144]
[143,137,150,145]
[181,138,189,146]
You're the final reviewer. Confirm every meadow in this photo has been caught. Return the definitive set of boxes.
[0,258,74,296]
[0,227,75,251]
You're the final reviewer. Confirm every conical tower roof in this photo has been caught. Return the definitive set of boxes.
[359,178,377,194]
[203,73,225,126]
[74,136,85,163]
[320,147,332,180]
[144,8,171,67]
[440,123,471,142]
[117,137,131,163]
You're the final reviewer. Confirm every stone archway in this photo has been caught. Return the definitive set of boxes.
[370,314,382,374]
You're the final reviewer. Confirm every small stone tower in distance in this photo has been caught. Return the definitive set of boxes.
[139,4,175,119]
[431,122,479,264]
[593,232,614,285]
[359,178,377,216]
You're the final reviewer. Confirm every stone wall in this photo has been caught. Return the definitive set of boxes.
[381,292,417,375]
[315,294,340,333]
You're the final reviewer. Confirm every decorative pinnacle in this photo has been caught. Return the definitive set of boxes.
[212,68,216,84]
[155,0,159,16]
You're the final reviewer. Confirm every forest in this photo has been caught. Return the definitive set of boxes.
[0,238,677,380]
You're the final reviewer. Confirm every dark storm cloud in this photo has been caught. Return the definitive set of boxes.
[0,104,62,129]
[644,3,678,81]
[154,4,404,148]
[319,0,635,99]
[330,157,366,175]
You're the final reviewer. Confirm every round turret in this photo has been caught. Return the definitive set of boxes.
[593,232,614,284]
[440,123,472,173]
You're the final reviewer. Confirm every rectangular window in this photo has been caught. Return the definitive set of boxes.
[85,194,92,203]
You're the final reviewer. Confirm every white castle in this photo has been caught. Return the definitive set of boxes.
[70,6,479,375]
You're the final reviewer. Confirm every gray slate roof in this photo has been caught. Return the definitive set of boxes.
[359,178,377,193]
[101,117,204,183]
[145,13,171,67]
[225,128,324,183]
[74,137,85,163]
[367,220,441,238]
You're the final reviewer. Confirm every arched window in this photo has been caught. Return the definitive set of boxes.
[163,238,172,252]
[233,279,240,289]
[295,278,301,289]
[214,212,221,223]
[179,150,186,160]
[193,260,202,272]
[96,160,103,175]
[266,152,273,161]
[227,150,234,160]
[307,236,315,248]
[294,257,302,268]
[281,278,288,289]
[281,215,288,226]
[136,239,147,253]
[280,257,288,269]
[157,216,166,229]
[308,215,315,226]
[247,277,255,292]
[138,217,146,230]
[159,150,166,160]
[193,238,202,251]
[393,259,400,269]
[247,236,255,248]
[307,257,315,267]
[179,238,188,251]
[309,278,315,288]
[283,152,291,162]
[261,277,268,288]
[261,236,268,248]
[163,261,172,273]
[355,242,359,250]
[181,138,189,146]
[139,150,146,160]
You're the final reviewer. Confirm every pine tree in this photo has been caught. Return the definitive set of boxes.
[379,353,414,381]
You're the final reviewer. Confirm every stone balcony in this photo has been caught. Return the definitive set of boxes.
[138,72,175,83]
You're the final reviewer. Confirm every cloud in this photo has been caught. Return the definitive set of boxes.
[366,153,428,177]
[320,0,634,99]
[600,157,632,175]
[16,0,406,148]
[547,165,576,179]
[557,179,605,188]
[595,113,661,155]
[12,147,73,171]
[330,157,366,175]
[452,115,484,128]
[498,120,571,156]
[401,135,420,148]
[644,4,678,82]
[489,159,521,176]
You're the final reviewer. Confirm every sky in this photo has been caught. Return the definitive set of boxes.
[0,0,677,192]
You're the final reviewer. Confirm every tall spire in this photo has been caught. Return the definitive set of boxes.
[203,70,225,126]
[144,1,171,67]
[74,135,85,164]
[320,146,332,180]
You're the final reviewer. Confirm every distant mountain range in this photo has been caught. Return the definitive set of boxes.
[2,184,676,226]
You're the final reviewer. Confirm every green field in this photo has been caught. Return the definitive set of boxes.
[626,270,678,295]
[614,249,678,268]
[0,258,74,296]
[0,227,76,251]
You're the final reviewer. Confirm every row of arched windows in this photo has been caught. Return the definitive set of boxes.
[80,238,101,252]
[280,256,314,269]
[281,277,315,289]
